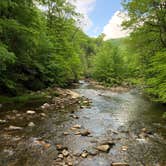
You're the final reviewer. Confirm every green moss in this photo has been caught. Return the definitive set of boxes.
[0,93,46,104]
[162,112,166,119]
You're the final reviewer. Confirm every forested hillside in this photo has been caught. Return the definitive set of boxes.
[0,0,166,103]
[91,0,166,103]
[122,0,166,103]
[0,0,90,95]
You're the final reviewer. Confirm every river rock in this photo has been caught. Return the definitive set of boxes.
[82,100,89,105]
[43,142,51,149]
[73,124,81,129]
[67,162,73,166]
[66,90,80,99]
[58,154,64,159]
[70,127,78,131]
[41,103,50,109]
[3,149,14,156]
[63,132,69,135]
[141,128,147,132]
[12,136,21,141]
[40,113,46,117]
[140,128,153,135]
[74,131,81,135]
[111,162,129,166]
[56,144,64,151]
[26,110,36,114]
[85,147,98,156]
[33,139,51,149]
[8,125,23,130]
[70,114,79,119]
[66,156,73,165]
[100,140,115,146]
[122,146,128,151]
[16,113,21,117]
[62,149,69,157]
[80,129,91,136]
[81,151,88,158]
[96,144,110,152]
[28,122,35,127]
[0,119,7,124]
[136,138,146,143]
[138,132,147,139]
[6,115,16,120]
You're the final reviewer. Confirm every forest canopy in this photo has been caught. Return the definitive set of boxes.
[0,0,166,103]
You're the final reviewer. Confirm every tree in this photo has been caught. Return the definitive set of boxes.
[0,0,84,95]
[122,0,166,102]
[93,41,124,86]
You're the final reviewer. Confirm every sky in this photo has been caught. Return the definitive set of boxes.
[71,0,129,40]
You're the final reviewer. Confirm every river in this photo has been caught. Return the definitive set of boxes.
[0,81,166,166]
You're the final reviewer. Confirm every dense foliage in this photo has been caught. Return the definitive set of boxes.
[122,0,166,103]
[0,0,165,104]
[91,36,141,87]
[0,0,88,95]
[93,40,124,86]
[88,0,166,103]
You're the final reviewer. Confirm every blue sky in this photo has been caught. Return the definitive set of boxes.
[87,0,122,36]
[71,0,129,40]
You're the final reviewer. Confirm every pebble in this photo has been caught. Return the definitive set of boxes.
[62,149,69,157]
[122,146,128,151]
[81,151,88,158]
[56,144,64,151]
[28,122,35,127]
[141,128,147,132]
[63,132,69,135]
[0,119,7,124]
[74,131,81,135]
[58,154,64,159]
[40,113,46,117]
[8,125,23,130]
[67,162,73,166]
[70,114,79,119]
[96,144,110,152]
[73,124,81,129]
[80,129,91,136]
[41,103,50,109]
[70,127,78,131]
[26,110,36,114]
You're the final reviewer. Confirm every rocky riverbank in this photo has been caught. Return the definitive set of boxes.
[87,79,131,92]
[0,81,166,166]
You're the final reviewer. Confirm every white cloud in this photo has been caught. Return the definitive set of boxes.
[103,11,130,40]
[70,0,96,30]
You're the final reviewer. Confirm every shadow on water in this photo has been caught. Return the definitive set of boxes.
[0,80,166,166]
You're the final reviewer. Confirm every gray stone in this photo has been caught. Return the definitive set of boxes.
[26,110,36,114]
[96,145,110,152]
[80,129,91,136]
[8,125,23,130]
[62,149,69,157]
[0,119,7,124]
[28,122,35,127]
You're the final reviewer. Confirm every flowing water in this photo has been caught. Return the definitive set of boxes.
[0,81,166,166]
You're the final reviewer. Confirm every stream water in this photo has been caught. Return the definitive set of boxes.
[0,81,166,166]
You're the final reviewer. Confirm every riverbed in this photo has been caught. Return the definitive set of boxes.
[0,81,166,166]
